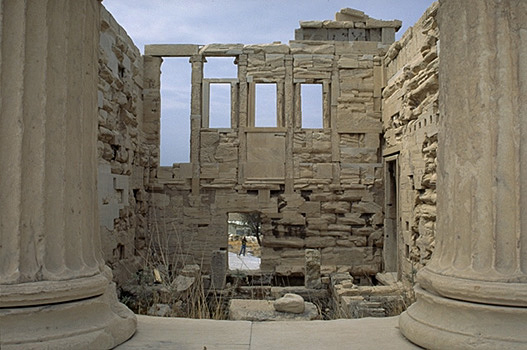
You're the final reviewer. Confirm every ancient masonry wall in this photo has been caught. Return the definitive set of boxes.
[144,10,401,279]
[382,2,439,283]
[97,6,152,286]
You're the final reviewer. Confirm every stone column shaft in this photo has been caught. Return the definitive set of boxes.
[400,1,527,349]
[0,1,135,348]
[0,0,102,305]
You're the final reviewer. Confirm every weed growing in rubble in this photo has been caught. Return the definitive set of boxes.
[119,203,228,319]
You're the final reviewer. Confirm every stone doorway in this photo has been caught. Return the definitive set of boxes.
[384,156,399,276]
[227,212,262,271]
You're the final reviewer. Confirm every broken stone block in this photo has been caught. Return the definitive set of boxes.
[274,293,306,314]
[305,249,322,289]
[172,275,196,293]
[210,250,227,290]
[181,264,201,278]
[229,299,318,321]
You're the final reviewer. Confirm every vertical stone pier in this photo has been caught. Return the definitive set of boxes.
[0,1,136,349]
[400,0,527,349]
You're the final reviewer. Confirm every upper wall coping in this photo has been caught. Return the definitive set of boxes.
[299,8,402,31]
[145,44,200,57]
[145,41,390,57]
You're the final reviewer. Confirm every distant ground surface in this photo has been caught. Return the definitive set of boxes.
[228,252,261,271]
[228,235,261,257]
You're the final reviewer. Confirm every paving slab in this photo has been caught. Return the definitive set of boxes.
[115,315,423,350]
[115,315,252,350]
[250,317,423,350]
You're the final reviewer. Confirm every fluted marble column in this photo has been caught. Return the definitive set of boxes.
[0,1,136,348]
[400,1,527,349]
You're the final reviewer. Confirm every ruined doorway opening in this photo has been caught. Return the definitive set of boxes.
[384,156,399,276]
[227,212,261,271]
[160,57,191,165]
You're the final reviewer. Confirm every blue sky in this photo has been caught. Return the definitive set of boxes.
[103,0,436,165]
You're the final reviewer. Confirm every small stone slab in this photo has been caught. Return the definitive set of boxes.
[229,299,319,321]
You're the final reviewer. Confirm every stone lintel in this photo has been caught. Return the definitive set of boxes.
[199,43,245,56]
[144,44,199,57]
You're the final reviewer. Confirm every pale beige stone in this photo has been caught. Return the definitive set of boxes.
[274,293,306,314]
[229,299,318,321]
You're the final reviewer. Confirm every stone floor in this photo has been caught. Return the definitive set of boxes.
[115,315,423,350]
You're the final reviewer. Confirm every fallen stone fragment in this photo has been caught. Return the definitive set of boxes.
[274,293,305,314]
[147,303,171,317]
[172,275,196,293]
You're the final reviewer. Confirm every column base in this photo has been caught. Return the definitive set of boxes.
[400,285,527,350]
[0,279,136,350]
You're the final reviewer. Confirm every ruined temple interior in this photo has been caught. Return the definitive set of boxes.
[2,0,527,349]
[98,4,438,289]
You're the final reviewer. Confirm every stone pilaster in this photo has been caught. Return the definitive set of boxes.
[143,55,163,161]
[190,55,204,194]
[399,1,527,349]
[237,54,248,185]
[0,1,136,348]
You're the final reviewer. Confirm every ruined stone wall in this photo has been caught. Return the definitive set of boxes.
[382,2,439,283]
[97,6,151,286]
[145,11,398,279]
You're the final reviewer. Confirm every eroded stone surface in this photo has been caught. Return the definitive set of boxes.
[0,2,136,349]
[229,299,318,321]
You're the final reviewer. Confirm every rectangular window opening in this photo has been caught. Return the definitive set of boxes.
[255,83,277,127]
[301,84,323,129]
[204,57,237,78]
[209,83,231,128]
[160,57,191,165]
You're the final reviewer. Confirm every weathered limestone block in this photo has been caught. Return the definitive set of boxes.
[299,21,324,29]
[245,43,290,54]
[145,44,199,56]
[305,236,336,248]
[340,147,378,163]
[321,201,351,214]
[337,213,366,225]
[321,247,376,266]
[147,304,172,317]
[353,201,382,214]
[336,236,368,247]
[200,43,244,56]
[264,236,305,249]
[290,42,335,55]
[210,250,227,290]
